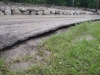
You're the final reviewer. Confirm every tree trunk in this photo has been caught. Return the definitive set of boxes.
[95,0,100,13]
[72,0,74,7]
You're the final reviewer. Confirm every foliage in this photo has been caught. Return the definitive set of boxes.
[37,21,100,75]
[0,0,99,8]
[0,58,9,75]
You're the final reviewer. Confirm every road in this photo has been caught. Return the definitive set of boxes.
[0,15,100,50]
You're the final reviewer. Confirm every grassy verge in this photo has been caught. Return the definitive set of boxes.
[0,21,100,75]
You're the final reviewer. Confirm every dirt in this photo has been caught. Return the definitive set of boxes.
[0,26,70,70]
[1,26,69,59]
[0,15,100,70]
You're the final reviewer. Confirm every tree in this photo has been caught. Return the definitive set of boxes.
[95,0,100,13]
[72,0,74,6]
[0,0,99,9]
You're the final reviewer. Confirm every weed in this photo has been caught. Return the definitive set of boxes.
[0,21,100,75]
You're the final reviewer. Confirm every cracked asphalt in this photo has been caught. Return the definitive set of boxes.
[0,15,100,50]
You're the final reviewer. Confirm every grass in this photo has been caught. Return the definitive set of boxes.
[0,21,100,75]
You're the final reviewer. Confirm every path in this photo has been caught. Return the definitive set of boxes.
[0,15,100,50]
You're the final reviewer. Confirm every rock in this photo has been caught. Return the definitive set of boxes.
[59,10,63,15]
[97,12,100,15]
[79,11,86,15]
[66,10,74,15]
[63,11,67,15]
[85,12,89,15]
[83,12,86,15]
[87,12,93,15]
[11,7,15,12]
[30,11,37,15]
[36,11,43,15]
[84,11,88,15]
[0,6,4,12]
[19,7,27,12]
[66,11,69,15]
[0,11,4,15]
[55,10,63,15]
[40,7,48,11]
[43,10,50,15]
[73,12,79,15]
[66,11,73,15]
[33,7,42,11]
[27,7,34,11]
[93,12,97,15]
[12,8,22,15]
[55,10,60,14]
[0,2,3,5]
[4,6,11,15]
[27,7,33,11]
[33,7,47,11]
[90,12,93,15]
[22,11,29,15]
[33,7,47,12]
[49,9,55,14]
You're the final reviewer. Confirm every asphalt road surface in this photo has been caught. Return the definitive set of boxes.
[0,15,100,50]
